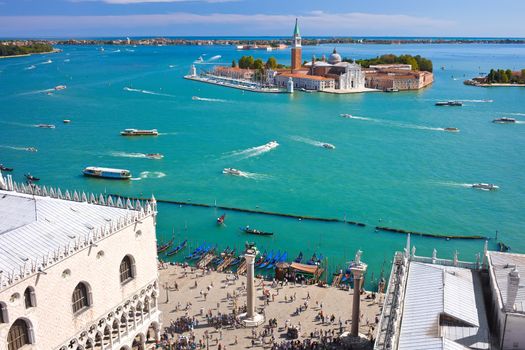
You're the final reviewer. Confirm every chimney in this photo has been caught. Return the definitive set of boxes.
[505,267,520,312]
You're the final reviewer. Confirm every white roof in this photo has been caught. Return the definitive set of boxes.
[85,167,130,172]
[398,262,489,350]
[0,189,132,280]
[488,251,525,313]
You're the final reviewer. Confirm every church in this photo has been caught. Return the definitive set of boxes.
[273,19,367,93]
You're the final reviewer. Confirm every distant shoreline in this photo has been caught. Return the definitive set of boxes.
[0,48,60,59]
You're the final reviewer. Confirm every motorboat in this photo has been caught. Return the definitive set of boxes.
[385,87,399,92]
[444,127,460,132]
[266,141,279,148]
[471,183,499,191]
[217,214,226,225]
[63,119,71,124]
[435,101,463,106]
[82,166,132,180]
[0,164,13,172]
[36,124,56,129]
[145,153,164,159]
[340,113,353,118]
[54,85,67,91]
[26,147,38,152]
[492,117,516,124]
[222,168,242,176]
[240,225,273,236]
[24,173,40,182]
[120,128,159,136]
[322,143,336,149]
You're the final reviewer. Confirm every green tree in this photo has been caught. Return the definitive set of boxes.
[265,57,278,69]
[238,56,254,69]
[231,59,236,68]
[253,58,264,70]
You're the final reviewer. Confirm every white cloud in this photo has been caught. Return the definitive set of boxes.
[0,11,463,37]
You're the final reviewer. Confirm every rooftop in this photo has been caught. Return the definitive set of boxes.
[398,262,489,350]
[488,251,525,314]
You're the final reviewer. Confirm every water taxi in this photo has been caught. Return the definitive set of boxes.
[36,124,56,129]
[385,88,399,92]
[26,147,38,152]
[435,101,463,106]
[145,153,164,159]
[340,113,353,118]
[223,168,242,176]
[492,117,516,124]
[54,85,67,91]
[322,143,336,149]
[82,166,132,180]
[444,127,460,132]
[120,128,159,136]
[471,183,499,191]
[63,119,71,124]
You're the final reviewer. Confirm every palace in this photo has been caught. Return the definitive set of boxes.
[0,172,161,350]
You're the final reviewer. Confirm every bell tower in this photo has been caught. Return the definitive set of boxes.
[291,18,302,72]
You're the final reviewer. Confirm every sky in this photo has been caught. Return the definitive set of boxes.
[1,0,525,38]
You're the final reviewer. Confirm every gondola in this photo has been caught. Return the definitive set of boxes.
[254,250,267,266]
[185,242,206,259]
[166,240,187,256]
[157,237,174,253]
[293,252,303,263]
[217,214,226,225]
[261,250,280,269]
[240,226,274,236]
[0,164,13,172]
[258,251,276,269]
[306,253,323,266]
[267,251,287,269]
[498,242,511,252]
[24,173,40,182]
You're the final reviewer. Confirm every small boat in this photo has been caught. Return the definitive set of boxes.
[63,119,71,124]
[492,117,516,124]
[322,143,335,149]
[157,238,174,253]
[166,240,187,256]
[471,183,499,191]
[340,113,353,118]
[264,251,281,269]
[498,242,511,252]
[82,166,132,180]
[186,243,206,259]
[145,153,164,159]
[120,128,159,136]
[223,168,242,176]
[385,87,399,92]
[258,251,276,269]
[254,250,267,266]
[26,147,38,152]
[444,127,460,132]
[293,252,303,263]
[54,85,67,91]
[267,251,287,269]
[217,214,226,225]
[24,173,40,182]
[306,253,322,266]
[435,101,463,106]
[240,226,273,236]
[0,164,13,172]
[36,124,56,129]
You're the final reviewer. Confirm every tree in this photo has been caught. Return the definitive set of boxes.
[231,59,236,68]
[253,58,264,70]
[265,57,278,69]
[238,56,254,69]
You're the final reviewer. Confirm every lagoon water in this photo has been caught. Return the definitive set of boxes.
[1,43,524,285]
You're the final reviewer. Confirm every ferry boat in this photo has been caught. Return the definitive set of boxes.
[471,183,499,191]
[322,143,336,149]
[120,128,159,136]
[492,117,516,124]
[435,101,463,106]
[36,124,56,129]
[54,85,67,91]
[82,166,132,180]
[444,127,460,132]
[145,153,164,159]
[223,168,242,176]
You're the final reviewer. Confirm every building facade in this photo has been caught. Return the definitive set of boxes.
[364,69,434,91]
[274,72,335,91]
[0,173,161,350]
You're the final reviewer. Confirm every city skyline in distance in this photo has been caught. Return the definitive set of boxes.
[1,0,525,38]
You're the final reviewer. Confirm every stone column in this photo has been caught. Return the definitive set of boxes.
[240,244,264,327]
[350,250,367,337]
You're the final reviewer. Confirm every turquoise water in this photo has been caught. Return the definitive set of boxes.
[1,43,524,286]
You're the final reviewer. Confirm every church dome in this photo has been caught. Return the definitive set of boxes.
[328,48,342,64]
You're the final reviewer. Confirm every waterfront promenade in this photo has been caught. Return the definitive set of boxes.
[156,264,381,349]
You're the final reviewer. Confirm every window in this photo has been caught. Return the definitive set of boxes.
[0,302,8,323]
[24,287,36,308]
[7,319,31,350]
[72,282,91,313]
[119,255,135,284]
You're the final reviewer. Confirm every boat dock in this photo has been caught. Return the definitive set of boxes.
[184,74,287,93]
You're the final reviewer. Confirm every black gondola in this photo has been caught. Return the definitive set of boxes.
[0,164,13,172]
[25,173,40,182]
[240,226,273,236]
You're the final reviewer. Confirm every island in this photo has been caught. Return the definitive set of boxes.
[0,43,57,58]
[464,69,525,87]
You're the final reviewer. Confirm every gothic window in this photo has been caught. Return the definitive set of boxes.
[119,255,136,284]
[72,282,91,313]
[7,319,32,350]
[23,287,36,308]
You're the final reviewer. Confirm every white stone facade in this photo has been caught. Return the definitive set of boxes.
[0,175,161,350]
[338,63,366,90]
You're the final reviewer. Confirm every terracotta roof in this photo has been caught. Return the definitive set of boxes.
[278,72,334,81]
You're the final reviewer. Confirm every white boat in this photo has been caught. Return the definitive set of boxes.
[63,119,71,124]
[83,166,132,180]
[145,153,164,160]
[266,141,279,148]
[26,147,38,152]
[120,128,159,136]
[444,127,460,133]
[223,168,242,176]
[340,113,353,118]
[36,124,56,129]
[322,143,336,149]
[471,183,499,191]
[54,85,67,91]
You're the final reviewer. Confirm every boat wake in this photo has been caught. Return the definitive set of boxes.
[341,114,448,132]
[223,141,279,160]
[458,99,493,103]
[123,87,174,97]
[290,136,334,149]
[110,151,148,159]
[24,65,36,71]
[40,59,52,65]
[192,96,228,103]
[507,112,525,116]
[434,181,474,188]
[208,55,222,62]
[139,171,166,179]
[0,145,38,152]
